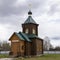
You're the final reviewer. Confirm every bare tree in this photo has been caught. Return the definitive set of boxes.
[2,41,11,51]
[43,36,53,51]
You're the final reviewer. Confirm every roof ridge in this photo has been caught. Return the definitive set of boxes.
[19,32,31,42]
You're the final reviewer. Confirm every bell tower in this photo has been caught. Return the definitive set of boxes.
[22,10,39,36]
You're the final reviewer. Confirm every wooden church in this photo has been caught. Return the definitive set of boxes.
[9,10,43,57]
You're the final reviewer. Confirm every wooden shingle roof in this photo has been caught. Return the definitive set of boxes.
[24,16,37,24]
[15,32,43,42]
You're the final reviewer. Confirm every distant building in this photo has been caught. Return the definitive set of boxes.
[9,10,43,57]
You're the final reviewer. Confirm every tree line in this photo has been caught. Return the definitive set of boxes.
[0,41,10,51]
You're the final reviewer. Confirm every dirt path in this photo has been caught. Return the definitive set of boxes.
[0,58,13,60]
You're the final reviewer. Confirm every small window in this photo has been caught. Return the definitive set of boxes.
[33,29,35,34]
[25,28,29,33]
[22,45,25,50]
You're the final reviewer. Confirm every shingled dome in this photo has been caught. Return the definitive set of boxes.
[24,16,37,24]
[23,10,38,24]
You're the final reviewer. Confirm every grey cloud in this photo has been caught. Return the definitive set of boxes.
[26,0,48,16]
[51,37,60,40]
[0,0,49,25]
[49,19,60,22]
[54,19,60,23]
[0,0,48,17]
[0,0,60,47]
[26,0,47,8]
[0,16,25,26]
[48,4,60,15]
[0,0,27,16]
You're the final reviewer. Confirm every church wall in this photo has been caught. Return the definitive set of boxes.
[10,33,20,40]
[30,38,37,55]
[35,39,43,55]
[10,34,25,56]
[25,42,32,56]
[22,24,38,35]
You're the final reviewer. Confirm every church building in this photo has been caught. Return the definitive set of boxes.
[9,10,43,57]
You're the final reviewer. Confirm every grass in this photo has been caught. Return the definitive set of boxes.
[0,54,10,58]
[14,54,60,60]
[0,54,60,60]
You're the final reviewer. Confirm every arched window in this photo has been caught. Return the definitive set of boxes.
[22,45,25,50]
[33,29,35,34]
[25,28,28,33]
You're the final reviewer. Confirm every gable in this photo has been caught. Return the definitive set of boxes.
[9,32,20,41]
[9,32,24,40]
[9,32,31,42]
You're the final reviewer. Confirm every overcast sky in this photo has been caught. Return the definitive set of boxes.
[0,0,60,47]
